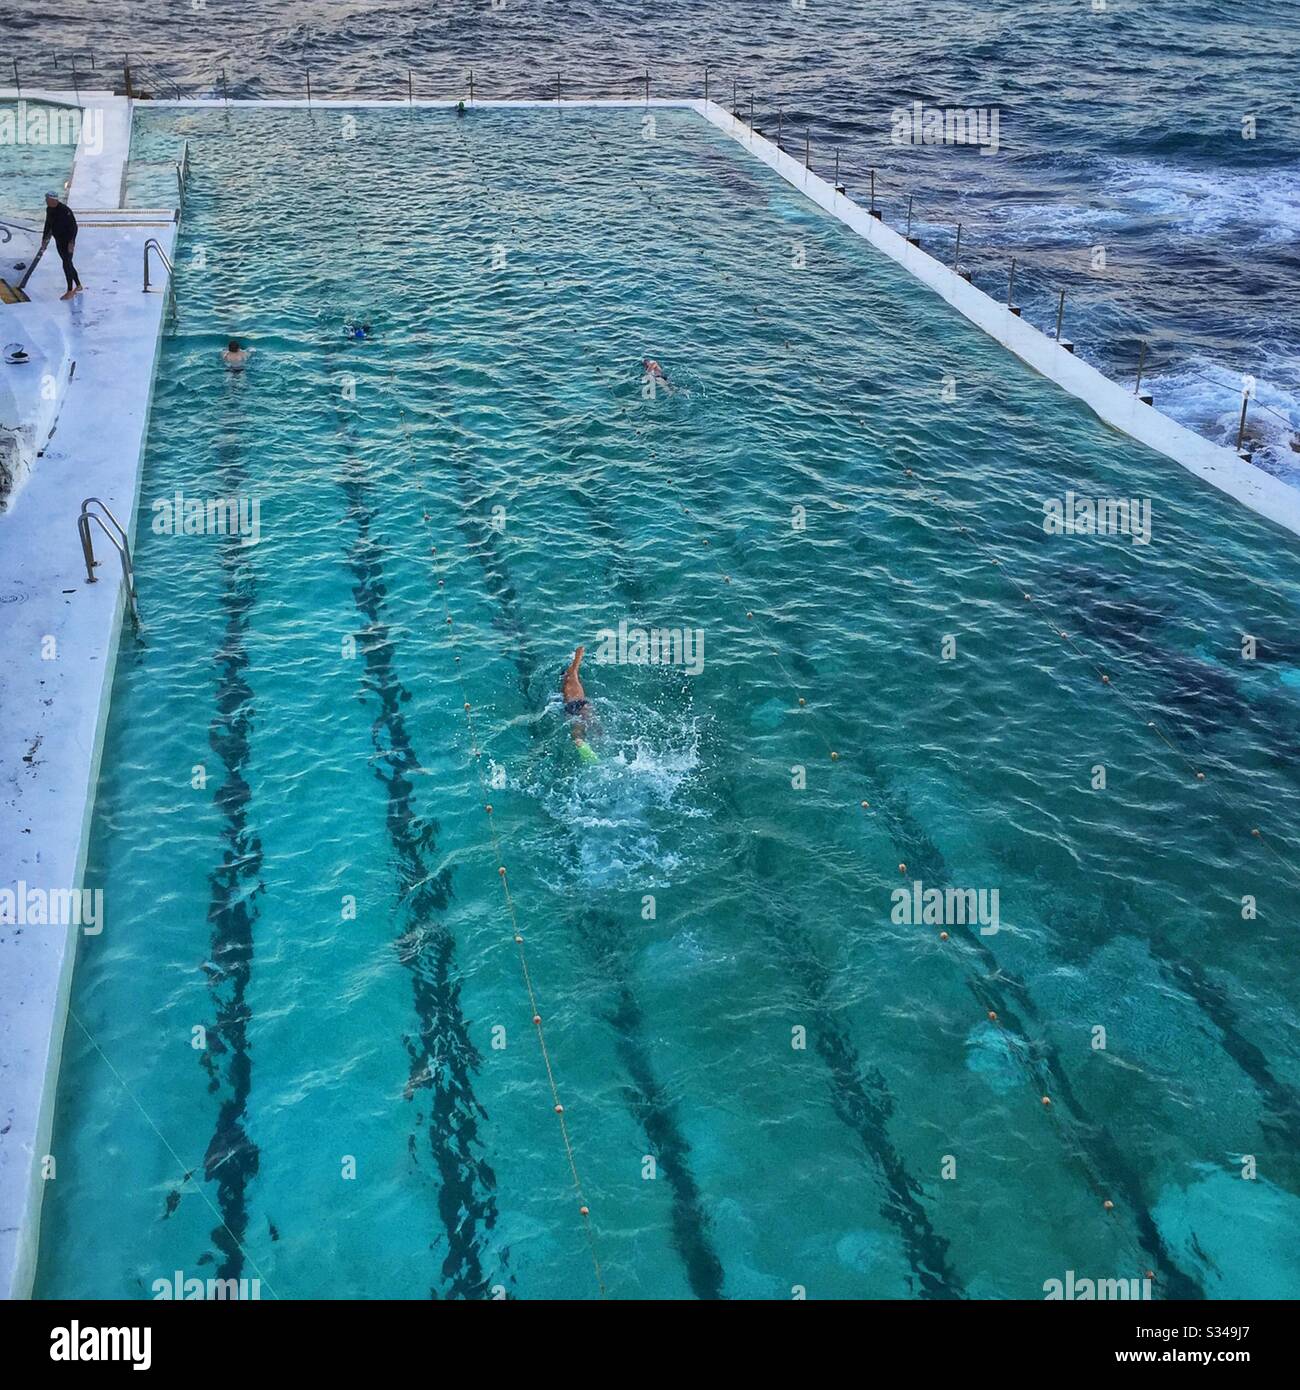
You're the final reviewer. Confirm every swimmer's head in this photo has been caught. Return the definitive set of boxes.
[227,339,241,353]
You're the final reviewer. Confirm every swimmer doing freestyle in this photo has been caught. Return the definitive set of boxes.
[561,645,599,762]
[642,357,674,394]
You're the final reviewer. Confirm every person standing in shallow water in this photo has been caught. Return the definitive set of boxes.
[220,339,253,370]
[40,193,81,301]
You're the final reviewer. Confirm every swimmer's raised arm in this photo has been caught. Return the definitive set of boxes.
[561,645,586,704]
[642,358,675,394]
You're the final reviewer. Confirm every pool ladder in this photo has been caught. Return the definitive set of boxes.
[77,497,141,631]
[142,238,177,329]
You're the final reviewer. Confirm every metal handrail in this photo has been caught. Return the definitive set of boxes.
[142,237,177,328]
[175,138,190,209]
[81,495,130,551]
[125,57,182,101]
[142,237,172,291]
[77,496,141,629]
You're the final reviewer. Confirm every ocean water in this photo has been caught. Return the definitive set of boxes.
[31,104,1300,1300]
[5,0,1300,477]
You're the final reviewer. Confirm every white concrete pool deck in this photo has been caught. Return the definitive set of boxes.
[0,90,175,1299]
[0,91,1295,1301]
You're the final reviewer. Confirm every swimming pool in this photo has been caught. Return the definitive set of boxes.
[0,100,75,218]
[33,104,1300,1300]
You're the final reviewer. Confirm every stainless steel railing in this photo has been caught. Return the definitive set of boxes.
[76,496,141,630]
[175,138,190,209]
[142,236,177,327]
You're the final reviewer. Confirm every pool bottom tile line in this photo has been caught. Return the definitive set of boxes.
[442,125,973,1295]
[326,314,507,1299]
[387,391,607,1299]
[66,1010,283,1300]
[463,130,1199,1293]
[398,354,730,1299]
[192,382,265,1287]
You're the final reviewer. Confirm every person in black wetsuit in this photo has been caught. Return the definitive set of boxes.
[40,193,82,301]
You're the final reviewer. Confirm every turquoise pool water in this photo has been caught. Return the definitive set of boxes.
[34,105,1300,1300]
[0,100,74,220]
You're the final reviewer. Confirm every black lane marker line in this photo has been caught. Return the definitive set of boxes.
[405,379,727,1298]
[191,374,263,1282]
[310,117,509,1292]
[688,732,964,1298]
[456,115,958,1295]
[449,115,958,1296]
[573,121,1205,1297]
[570,908,726,1300]
[341,456,504,1299]
[325,331,504,1298]
[751,829,961,1298]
